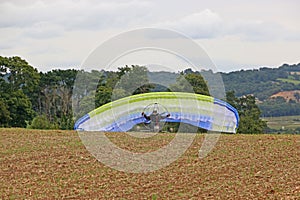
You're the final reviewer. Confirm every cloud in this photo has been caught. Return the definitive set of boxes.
[156,9,300,41]
[0,0,153,30]
[22,22,64,39]
[158,9,224,39]
[2,1,297,41]
[1,1,299,73]
[226,20,297,41]
[0,27,24,50]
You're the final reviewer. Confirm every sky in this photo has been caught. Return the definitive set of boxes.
[0,0,299,72]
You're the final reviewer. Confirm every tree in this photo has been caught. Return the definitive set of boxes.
[0,56,37,127]
[28,115,58,130]
[95,65,154,108]
[113,65,154,98]
[117,65,131,78]
[5,90,34,127]
[226,91,267,133]
[95,86,112,107]
[37,69,78,129]
[294,92,300,102]
[225,91,239,109]
[0,98,10,127]
[0,56,40,103]
[170,71,209,95]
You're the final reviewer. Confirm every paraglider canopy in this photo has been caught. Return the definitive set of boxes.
[74,92,239,133]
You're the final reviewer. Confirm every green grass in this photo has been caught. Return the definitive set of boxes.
[277,78,300,85]
[262,115,300,130]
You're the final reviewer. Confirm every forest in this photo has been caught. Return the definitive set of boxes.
[3,55,299,133]
[220,63,300,117]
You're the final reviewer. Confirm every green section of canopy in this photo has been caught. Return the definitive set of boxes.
[89,92,214,118]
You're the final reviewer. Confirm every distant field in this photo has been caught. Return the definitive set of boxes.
[1,129,299,199]
[262,115,300,130]
[277,78,300,85]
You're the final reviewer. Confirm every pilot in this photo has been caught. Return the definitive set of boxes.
[141,109,170,132]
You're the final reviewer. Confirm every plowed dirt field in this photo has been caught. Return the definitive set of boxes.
[1,129,299,199]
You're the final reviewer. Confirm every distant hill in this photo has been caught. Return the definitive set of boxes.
[221,63,300,117]
[147,63,300,117]
[148,71,178,91]
[221,63,300,101]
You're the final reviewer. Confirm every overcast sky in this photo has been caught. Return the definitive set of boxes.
[0,0,299,72]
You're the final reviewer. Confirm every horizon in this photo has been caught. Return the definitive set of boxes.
[5,56,299,74]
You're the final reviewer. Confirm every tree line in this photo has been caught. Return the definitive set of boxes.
[221,63,300,101]
[0,56,267,133]
[0,56,77,129]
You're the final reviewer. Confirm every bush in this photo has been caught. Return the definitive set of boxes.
[28,115,58,130]
[59,115,75,130]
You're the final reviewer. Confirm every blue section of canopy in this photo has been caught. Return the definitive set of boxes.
[213,98,239,127]
[77,112,215,132]
[74,114,90,130]
[102,114,146,132]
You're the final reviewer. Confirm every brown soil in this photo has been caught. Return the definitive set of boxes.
[270,90,300,102]
[1,129,299,199]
